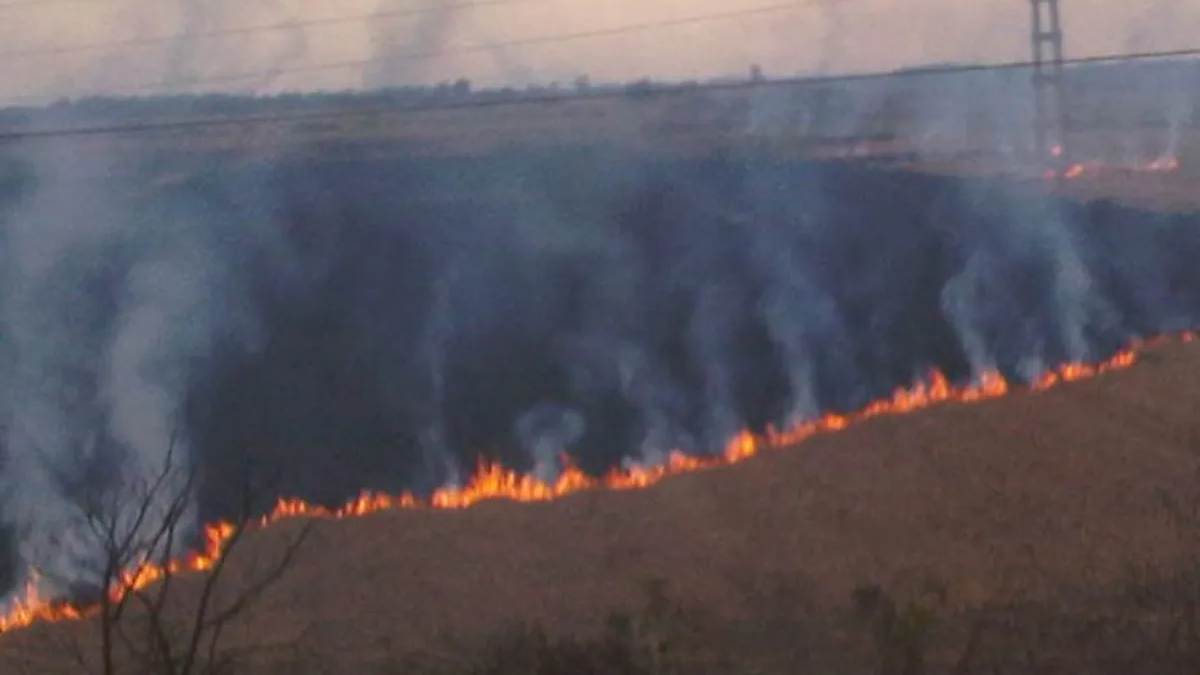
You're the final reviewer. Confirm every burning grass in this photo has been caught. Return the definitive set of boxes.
[0,331,1191,640]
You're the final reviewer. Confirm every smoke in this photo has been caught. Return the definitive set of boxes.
[160,0,310,94]
[3,136,1200,608]
[248,0,311,91]
[815,0,848,76]
[162,0,213,89]
[1157,66,1195,163]
[936,180,1118,382]
[515,403,585,486]
[411,265,463,493]
[1127,1,1200,163]
[364,0,459,89]
[0,134,298,602]
[11,1,1200,105]
[175,149,1200,511]
[1,0,1199,620]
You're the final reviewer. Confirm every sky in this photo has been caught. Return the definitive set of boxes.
[0,0,1195,105]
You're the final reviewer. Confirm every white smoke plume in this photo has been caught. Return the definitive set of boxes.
[515,403,585,485]
[364,0,458,90]
[0,132,293,604]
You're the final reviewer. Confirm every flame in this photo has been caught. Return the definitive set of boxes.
[1052,155,1181,181]
[0,332,1194,636]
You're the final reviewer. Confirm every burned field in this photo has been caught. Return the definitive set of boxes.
[186,150,1198,507]
[0,143,1199,669]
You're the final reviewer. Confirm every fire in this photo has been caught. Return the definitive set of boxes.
[0,332,1194,636]
[1052,155,1182,181]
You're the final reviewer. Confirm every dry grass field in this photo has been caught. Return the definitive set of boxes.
[2,336,1200,673]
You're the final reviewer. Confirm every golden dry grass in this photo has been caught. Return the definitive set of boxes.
[2,338,1200,672]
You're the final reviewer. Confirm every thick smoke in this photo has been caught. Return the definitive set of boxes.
[184,148,1200,506]
[2,140,1200,609]
[0,136,299,602]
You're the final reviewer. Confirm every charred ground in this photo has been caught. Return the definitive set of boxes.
[189,150,1200,509]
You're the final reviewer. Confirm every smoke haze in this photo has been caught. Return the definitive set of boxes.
[0,134,301,599]
[1,138,1198,606]
[0,0,1198,622]
[1,1,1200,103]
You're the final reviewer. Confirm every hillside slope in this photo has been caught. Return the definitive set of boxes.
[2,338,1200,672]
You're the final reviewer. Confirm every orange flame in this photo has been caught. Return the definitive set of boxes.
[0,332,1193,635]
[1052,156,1181,182]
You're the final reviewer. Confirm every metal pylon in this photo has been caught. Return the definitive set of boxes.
[1030,0,1067,169]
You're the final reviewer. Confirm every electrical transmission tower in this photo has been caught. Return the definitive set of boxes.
[1030,0,1067,168]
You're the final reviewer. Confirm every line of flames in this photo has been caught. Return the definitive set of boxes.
[1061,156,1181,180]
[1045,145,1181,181]
[0,331,1195,636]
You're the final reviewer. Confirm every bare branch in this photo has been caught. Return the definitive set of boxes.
[36,427,309,675]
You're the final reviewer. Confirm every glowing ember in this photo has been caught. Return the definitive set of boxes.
[0,332,1193,636]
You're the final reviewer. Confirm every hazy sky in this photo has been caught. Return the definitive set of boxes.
[0,0,1195,105]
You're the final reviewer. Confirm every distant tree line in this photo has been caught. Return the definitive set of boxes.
[0,71,731,131]
[1,58,1197,136]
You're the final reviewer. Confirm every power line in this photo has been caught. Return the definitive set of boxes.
[2,0,850,102]
[0,0,549,59]
[171,3,824,86]
[2,46,1197,143]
